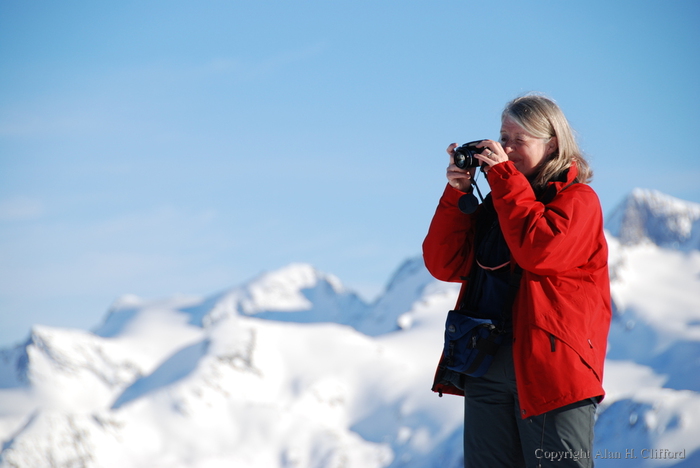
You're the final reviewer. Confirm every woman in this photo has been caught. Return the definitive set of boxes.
[422,94,612,468]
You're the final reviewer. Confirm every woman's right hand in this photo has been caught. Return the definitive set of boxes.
[446,143,477,192]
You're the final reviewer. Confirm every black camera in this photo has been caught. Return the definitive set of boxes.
[454,140,486,169]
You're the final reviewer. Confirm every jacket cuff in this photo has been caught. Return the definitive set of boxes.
[487,160,519,180]
[442,183,472,204]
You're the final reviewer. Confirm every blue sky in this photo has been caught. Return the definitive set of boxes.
[1,1,699,347]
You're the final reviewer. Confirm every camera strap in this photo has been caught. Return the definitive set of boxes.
[471,174,485,203]
[457,173,485,214]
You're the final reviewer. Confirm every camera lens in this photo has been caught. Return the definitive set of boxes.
[454,140,485,169]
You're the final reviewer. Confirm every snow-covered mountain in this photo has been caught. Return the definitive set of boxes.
[606,188,700,250]
[1,189,700,467]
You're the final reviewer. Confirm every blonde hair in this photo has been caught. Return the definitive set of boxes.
[502,94,592,189]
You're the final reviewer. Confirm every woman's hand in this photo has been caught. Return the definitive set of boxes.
[446,143,477,192]
[475,140,508,173]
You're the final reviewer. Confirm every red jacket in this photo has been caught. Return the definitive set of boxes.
[422,161,612,418]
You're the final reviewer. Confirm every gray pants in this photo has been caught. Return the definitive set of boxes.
[462,343,596,468]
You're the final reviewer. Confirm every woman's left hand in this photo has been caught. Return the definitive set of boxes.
[475,140,508,173]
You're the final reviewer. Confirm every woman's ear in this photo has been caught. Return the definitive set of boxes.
[546,136,558,156]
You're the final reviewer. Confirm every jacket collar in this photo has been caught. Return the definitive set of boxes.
[536,161,579,205]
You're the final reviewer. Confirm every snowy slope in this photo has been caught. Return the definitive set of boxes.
[1,189,700,467]
[595,235,700,468]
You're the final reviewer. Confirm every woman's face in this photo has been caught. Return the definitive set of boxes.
[499,117,557,177]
